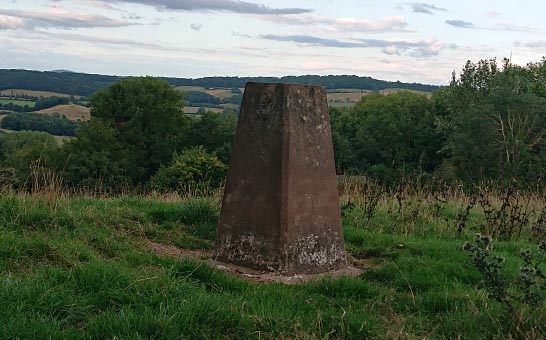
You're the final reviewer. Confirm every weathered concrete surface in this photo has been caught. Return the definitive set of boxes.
[215,82,346,275]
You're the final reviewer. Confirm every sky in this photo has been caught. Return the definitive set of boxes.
[0,0,545,85]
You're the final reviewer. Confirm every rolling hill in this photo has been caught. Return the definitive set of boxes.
[0,69,440,98]
[35,104,90,121]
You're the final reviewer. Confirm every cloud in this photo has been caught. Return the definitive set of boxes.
[401,3,447,14]
[101,0,312,15]
[232,30,251,38]
[486,10,500,18]
[259,34,447,57]
[51,0,125,12]
[514,40,546,48]
[260,14,408,33]
[0,15,27,30]
[15,30,216,54]
[0,8,132,29]
[445,19,474,28]
[190,23,202,31]
[496,23,535,33]
[261,34,363,48]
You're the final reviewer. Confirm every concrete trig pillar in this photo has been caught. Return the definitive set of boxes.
[215,82,346,274]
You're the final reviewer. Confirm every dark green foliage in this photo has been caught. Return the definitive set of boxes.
[0,69,439,97]
[56,119,129,190]
[463,235,546,335]
[183,90,221,105]
[331,91,443,182]
[331,57,546,186]
[221,94,243,105]
[90,77,188,181]
[0,96,69,112]
[440,58,546,184]
[186,110,237,163]
[33,96,70,110]
[1,112,79,136]
[0,69,119,96]
[61,77,189,187]
[463,234,511,306]
[151,146,227,193]
[0,131,60,188]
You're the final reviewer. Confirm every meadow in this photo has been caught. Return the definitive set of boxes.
[1,179,545,339]
[0,89,81,99]
[0,98,36,107]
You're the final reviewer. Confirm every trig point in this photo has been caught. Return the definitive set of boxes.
[215,82,346,275]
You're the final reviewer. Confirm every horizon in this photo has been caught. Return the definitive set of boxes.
[2,68,441,86]
[1,1,545,86]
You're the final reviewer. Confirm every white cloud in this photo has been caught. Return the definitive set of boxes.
[0,7,132,29]
[0,15,27,30]
[96,0,312,15]
[259,14,408,33]
[259,34,448,57]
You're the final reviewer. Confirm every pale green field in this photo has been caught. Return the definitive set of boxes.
[0,98,36,107]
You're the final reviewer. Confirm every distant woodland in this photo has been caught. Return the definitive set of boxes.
[0,69,439,97]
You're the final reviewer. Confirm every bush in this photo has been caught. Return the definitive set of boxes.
[151,146,226,192]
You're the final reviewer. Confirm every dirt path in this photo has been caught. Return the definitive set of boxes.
[147,240,367,285]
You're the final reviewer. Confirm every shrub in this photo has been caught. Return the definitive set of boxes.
[151,146,226,192]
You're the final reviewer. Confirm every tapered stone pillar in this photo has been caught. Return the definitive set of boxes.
[215,82,346,274]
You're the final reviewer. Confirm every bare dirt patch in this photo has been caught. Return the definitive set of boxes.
[147,240,366,284]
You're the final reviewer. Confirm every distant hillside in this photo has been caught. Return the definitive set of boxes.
[35,104,90,121]
[0,69,439,98]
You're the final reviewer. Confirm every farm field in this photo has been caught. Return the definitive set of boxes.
[183,106,223,114]
[1,86,432,115]
[0,98,35,107]
[35,104,91,121]
[1,182,544,339]
[0,89,82,99]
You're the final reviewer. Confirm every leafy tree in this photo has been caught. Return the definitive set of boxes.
[441,58,546,184]
[57,120,129,190]
[331,91,443,182]
[186,110,237,163]
[89,77,189,183]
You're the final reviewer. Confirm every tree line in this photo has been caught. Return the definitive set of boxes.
[0,69,438,97]
[0,96,70,112]
[332,57,546,187]
[0,57,545,192]
[1,112,79,136]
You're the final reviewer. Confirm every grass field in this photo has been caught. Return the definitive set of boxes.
[35,104,91,121]
[183,106,223,114]
[0,89,82,99]
[0,181,544,339]
[175,86,238,100]
[0,98,36,107]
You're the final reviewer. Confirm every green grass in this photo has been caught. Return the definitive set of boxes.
[0,98,36,107]
[0,193,544,339]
